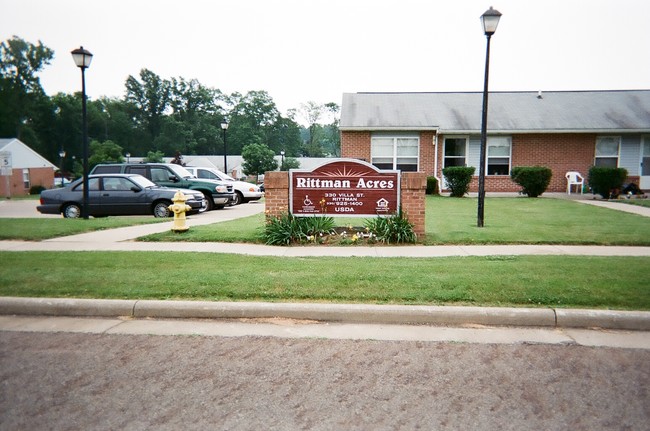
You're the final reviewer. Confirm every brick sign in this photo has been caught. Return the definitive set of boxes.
[290,159,400,217]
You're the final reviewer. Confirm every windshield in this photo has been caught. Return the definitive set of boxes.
[130,175,157,188]
[168,164,193,179]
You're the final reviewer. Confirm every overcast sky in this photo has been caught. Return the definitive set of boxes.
[2,0,649,118]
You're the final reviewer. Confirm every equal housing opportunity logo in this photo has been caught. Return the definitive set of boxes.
[289,159,400,217]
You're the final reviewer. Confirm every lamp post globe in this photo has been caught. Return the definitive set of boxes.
[477,7,501,228]
[71,46,93,219]
[221,119,229,174]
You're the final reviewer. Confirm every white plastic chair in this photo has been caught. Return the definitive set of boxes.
[566,172,584,194]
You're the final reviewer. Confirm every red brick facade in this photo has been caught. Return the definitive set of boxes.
[1,167,54,197]
[340,131,639,193]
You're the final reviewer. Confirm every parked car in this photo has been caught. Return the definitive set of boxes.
[185,166,264,205]
[37,174,206,218]
[90,163,234,211]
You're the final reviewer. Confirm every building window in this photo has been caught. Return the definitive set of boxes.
[22,169,30,189]
[595,136,620,167]
[371,136,419,171]
[444,137,468,168]
[487,137,511,175]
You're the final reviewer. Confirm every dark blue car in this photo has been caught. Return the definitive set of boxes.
[37,174,206,218]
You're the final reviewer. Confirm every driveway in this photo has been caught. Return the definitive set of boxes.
[0,198,57,218]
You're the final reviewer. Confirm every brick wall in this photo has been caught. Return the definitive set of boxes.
[264,170,427,237]
[341,130,631,193]
[1,167,54,197]
[340,131,371,161]
[340,130,437,174]
[512,134,596,192]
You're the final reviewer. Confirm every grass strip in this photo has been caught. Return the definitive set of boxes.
[1,252,648,310]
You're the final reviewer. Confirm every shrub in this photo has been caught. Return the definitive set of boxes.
[510,166,553,198]
[30,185,46,195]
[588,167,628,199]
[364,208,416,244]
[426,176,439,195]
[264,213,335,245]
[442,166,475,197]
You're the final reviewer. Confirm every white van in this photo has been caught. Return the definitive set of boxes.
[185,166,263,205]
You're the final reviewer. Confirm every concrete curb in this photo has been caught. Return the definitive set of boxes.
[1,297,649,331]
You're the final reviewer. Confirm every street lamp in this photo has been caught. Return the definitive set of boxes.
[280,150,285,170]
[221,119,229,173]
[58,148,66,187]
[71,46,93,219]
[477,6,501,228]
[125,152,131,163]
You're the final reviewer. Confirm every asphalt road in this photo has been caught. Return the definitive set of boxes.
[1,330,648,430]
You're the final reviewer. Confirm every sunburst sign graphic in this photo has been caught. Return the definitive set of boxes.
[319,166,367,178]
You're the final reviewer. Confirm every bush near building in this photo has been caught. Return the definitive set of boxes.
[442,167,475,197]
[426,177,439,195]
[510,166,553,198]
[588,167,628,199]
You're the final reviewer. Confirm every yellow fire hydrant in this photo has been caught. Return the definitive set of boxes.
[168,190,192,232]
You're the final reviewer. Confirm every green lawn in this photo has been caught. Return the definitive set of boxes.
[1,252,648,310]
[0,217,168,241]
[614,199,650,208]
[141,196,650,246]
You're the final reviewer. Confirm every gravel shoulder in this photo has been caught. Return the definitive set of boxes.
[1,331,648,430]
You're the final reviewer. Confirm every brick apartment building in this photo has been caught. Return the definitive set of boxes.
[0,138,57,197]
[339,90,650,193]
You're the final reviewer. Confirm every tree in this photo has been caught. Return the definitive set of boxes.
[88,140,124,171]
[88,97,149,157]
[241,142,278,181]
[0,36,54,152]
[143,150,164,163]
[267,115,302,157]
[165,77,223,155]
[125,69,171,144]
[226,90,280,154]
[280,157,300,171]
[297,101,340,157]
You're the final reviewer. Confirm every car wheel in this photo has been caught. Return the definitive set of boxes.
[62,203,81,218]
[232,191,243,206]
[202,192,214,211]
[153,201,172,218]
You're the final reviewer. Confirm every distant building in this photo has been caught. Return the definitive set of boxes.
[340,90,650,192]
[0,138,57,197]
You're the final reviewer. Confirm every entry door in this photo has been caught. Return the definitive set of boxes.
[641,140,650,189]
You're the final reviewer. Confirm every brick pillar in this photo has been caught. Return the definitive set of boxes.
[264,171,289,218]
[401,172,427,237]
